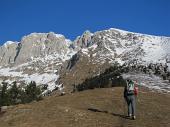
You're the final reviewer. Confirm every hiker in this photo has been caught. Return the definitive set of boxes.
[124,79,138,120]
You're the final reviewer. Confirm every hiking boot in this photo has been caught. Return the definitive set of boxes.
[128,114,132,117]
[132,115,136,120]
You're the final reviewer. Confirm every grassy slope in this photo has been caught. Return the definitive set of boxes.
[0,87,169,127]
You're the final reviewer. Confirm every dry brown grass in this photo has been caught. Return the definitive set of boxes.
[0,87,169,127]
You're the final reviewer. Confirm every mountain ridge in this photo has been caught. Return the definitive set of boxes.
[0,28,170,94]
[1,28,170,47]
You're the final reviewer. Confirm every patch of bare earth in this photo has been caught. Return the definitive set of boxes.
[0,87,169,127]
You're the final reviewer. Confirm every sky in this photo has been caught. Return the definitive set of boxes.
[0,0,170,45]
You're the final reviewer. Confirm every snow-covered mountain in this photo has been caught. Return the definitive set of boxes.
[60,28,170,93]
[75,28,170,65]
[0,28,170,93]
[0,32,76,91]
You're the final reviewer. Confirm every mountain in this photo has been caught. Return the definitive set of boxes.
[0,32,76,91]
[59,28,170,93]
[0,28,170,93]
[0,32,73,66]
[74,28,170,65]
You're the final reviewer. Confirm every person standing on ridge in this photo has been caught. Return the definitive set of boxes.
[124,79,138,120]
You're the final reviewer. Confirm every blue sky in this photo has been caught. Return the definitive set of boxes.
[0,0,170,45]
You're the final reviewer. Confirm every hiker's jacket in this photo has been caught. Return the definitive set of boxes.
[124,81,135,98]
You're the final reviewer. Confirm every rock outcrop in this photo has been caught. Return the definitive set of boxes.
[73,30,93,50]
[0,32,72,66]
[0,41,18,65]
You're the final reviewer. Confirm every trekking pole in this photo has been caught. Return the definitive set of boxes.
[124,98,126,117]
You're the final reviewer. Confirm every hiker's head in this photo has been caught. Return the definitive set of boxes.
[127,79,133,84]
[126,79,130,82]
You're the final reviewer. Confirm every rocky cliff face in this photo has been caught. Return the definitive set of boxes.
[73,30,93,50]
[0,41,18,65]
[0,32,72,66]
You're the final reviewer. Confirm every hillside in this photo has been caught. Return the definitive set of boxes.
[0,87,169,127]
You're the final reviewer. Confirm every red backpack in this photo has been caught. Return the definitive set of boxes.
[134,85,138,96]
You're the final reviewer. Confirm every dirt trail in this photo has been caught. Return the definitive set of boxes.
[0,87,169,127]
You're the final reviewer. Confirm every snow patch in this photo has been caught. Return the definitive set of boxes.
[122,73,170,93]
[55,34,64,38]
[3,41,16,48]
[22,73,58,85]
[82,48,88,54]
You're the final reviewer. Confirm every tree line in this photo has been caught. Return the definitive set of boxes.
[0,81,42,107]
[74,62,170,92]
[74,63,126,92]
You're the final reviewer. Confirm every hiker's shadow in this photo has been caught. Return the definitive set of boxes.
[88,108,130,120]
